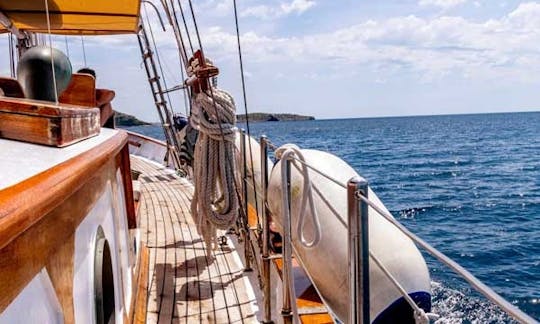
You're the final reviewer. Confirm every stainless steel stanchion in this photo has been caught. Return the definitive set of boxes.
[347,177,370,324]
[241,129,252,271]
[260,135,273,323]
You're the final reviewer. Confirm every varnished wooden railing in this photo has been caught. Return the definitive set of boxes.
[0,131,129,250]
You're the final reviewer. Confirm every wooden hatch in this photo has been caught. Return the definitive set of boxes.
[0,97,100,147]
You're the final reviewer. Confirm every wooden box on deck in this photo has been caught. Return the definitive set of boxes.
[0,97,100,147]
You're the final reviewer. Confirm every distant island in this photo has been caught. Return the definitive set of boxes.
[237,113,315,122]
[115,111,152,126]
[115,111,315,126]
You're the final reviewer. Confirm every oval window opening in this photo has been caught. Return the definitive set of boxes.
[94,227,116,324]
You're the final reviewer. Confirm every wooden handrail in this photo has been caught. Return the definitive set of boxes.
[0,131,128,250]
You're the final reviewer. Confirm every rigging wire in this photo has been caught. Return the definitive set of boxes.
[64,36,70,58]
[178,53,190,116]
[158,0,190,72]
[174,0,194,54]
[8,33,15,78]
[142,3,179,117]
[44,0,59,105]
[166,0,193,114]
[185,0,228,151]
[187,0,204,52]
[232,0,260,229]
[185,1,252,243]
[182,0,269,285]
[169,0,194,57]
[80,35,87,66]
[186,0,230,146]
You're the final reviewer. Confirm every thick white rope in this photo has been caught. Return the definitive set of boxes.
[188,60,238,254]
[275,145,321,248]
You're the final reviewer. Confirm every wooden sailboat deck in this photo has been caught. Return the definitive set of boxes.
[130,155,258,323]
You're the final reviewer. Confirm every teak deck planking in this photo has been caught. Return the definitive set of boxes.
[131,156,257,324]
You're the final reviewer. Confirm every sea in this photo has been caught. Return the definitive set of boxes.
[123,111,540,322]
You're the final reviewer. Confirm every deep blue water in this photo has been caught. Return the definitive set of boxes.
[124,112,540,322]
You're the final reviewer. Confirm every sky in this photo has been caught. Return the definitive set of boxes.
[2,0,540,122]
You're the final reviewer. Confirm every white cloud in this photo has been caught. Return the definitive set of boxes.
[200,0,233,16]
[95,2,540,83]
[241,0,316,19]
[202,2,540,82]
[418,0,468,9]
[281,0,316,15]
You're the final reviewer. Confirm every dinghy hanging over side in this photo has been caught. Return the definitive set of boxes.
[266,147,432,323]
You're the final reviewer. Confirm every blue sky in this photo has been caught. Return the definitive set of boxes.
[1,0,540,121]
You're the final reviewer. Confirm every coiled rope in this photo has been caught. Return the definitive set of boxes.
[188,59,239,254]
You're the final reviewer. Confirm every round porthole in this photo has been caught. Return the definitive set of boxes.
[94,227,116,324]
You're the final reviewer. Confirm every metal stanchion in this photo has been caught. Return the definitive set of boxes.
[260,136,273,323]
[347,177,370,324]
[241,129,252,271]
[281,151,295,323]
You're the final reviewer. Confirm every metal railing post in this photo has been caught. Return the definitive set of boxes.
[348,177,370,324]
[260,136,273,323]
[281,154,294,323]
[240,129,252,271]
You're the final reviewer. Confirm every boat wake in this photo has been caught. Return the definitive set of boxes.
[392,206,435,219]
[431,281,516,323]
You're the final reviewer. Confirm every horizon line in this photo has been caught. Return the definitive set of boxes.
[130,109,540,124]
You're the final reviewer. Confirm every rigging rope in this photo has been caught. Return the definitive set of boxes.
[80,35,87,67]
[175,0,195,54]
[142,4,177,117]
[171,0,194,55]
[232,0,261,229]
[181,0,252,268]
[8,33,15,78]
[187,0,203,51]
[179,59,190,116]
[44,0,59,104]
[64,36,70,58]
[188,59,239,254]
[157,0,192,118]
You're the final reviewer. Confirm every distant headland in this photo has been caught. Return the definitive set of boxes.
[115,111,315,127]
[115,111,152,126]
[237,113,315,122]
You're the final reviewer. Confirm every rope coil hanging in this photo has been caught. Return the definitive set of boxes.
[275,144,321,248]
[188,57,239,253]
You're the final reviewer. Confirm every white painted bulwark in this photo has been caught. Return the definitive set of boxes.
[127,132,167,163]
[73,178,134,323]
[0,269,63,324]
[114,169,134,314]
